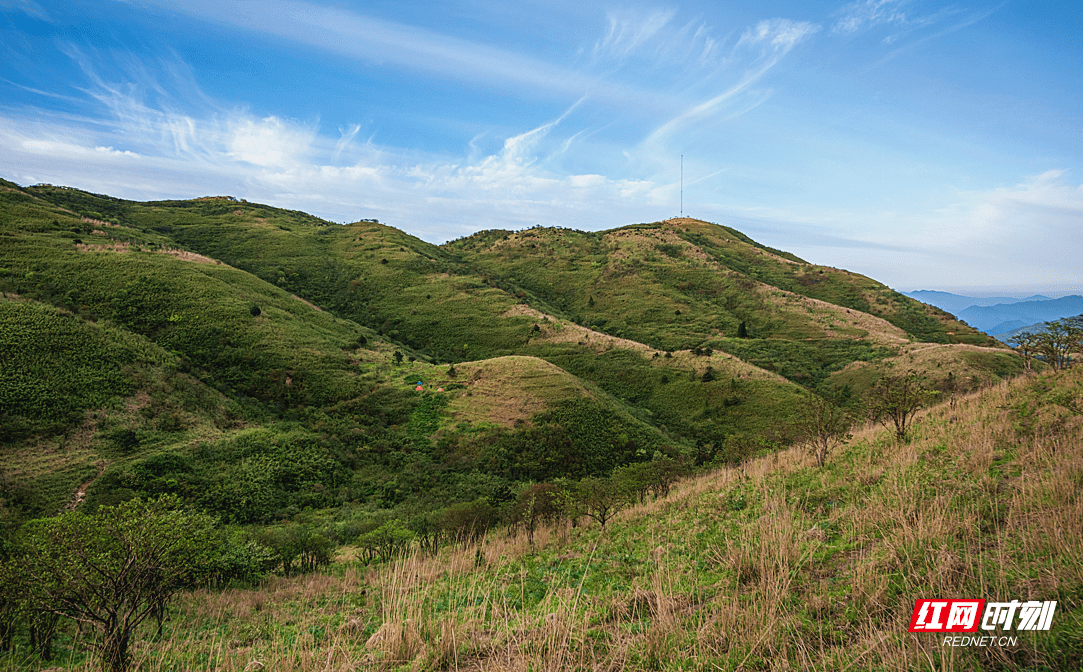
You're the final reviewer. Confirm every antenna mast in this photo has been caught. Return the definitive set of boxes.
[680,155,683,217]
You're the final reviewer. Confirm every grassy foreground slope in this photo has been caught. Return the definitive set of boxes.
[9,362,1077,671]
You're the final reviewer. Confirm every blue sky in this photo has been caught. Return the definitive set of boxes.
[2,0,1081,295]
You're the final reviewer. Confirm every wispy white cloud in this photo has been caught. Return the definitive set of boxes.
[646,19,819,143]
[115,0,650,109]
[737,17,822,52]
[832,0,991,51]
[929,171,1083,290]
[0,61,668,240]
[869,4,1003,67]
[95,145,140,157]
[593,9,677,60]
[788,170,1083,291]
[589,7,729,73]
[227,116,315,168]
[962,170,1083,240]
[832,0,910,35]
[333,124,361,161]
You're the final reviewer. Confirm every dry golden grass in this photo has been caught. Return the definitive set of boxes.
[72,240,219,265]
[502,303,789,384]
[75,240,133,254]
[757,287,910,347]
[501,304,661,356]
[441,355,595,428]
[155,247,218,265]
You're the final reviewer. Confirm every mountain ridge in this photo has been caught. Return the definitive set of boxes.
[958,295,1083,333]
[0,179,1024,525]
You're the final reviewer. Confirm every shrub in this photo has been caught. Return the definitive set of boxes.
[793,395,853,467]
[867,371,938,441]
[563,476,630,530]
[511,483,563,543]
[357,520,413,563]
[13,496,217,672]
[443,500,495,546]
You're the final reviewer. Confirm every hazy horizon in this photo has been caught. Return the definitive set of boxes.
[903,288,1081,300]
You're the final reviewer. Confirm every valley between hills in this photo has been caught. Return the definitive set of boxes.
[1,180,1079,670]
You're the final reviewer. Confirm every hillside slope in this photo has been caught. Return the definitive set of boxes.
[1,180,1026,522]
[52,354,1082,672]
[0,183,678,521]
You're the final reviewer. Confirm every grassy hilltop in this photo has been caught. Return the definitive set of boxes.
[0,180,1059,669]
[0,180,1023,519]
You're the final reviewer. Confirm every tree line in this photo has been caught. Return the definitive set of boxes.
[0,456,692,671]
[1008,315,1083,371]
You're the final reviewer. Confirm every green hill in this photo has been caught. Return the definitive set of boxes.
[0,180,1023,524]
[0,183,683,523]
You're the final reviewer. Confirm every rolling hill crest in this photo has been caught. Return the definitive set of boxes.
[0,179,1022,522]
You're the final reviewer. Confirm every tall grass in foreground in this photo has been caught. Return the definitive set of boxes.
[4,367,1081,671]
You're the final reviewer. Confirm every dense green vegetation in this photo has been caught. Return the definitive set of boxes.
[0,301,172,439]
[0,179,1029,605]
[446,219,995,350]
[2,356,1079,672]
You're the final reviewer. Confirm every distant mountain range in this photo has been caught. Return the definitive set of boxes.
[904,290,1053,315]
[904,291,1083,338]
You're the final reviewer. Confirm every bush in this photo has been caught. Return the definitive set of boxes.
[13,496,217,672]
[205,534,277,587]
[563,476,630,530]
[443,500,495,546]
[357,520,414,563]
[867,371,938,440]
[793,395,853,467]
[510,483,564,542]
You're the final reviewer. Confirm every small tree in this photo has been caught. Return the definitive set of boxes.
[15,496,217,672]
[357,520,414,563]
[407,510,444,556]
[1034,318,1082,370]
[867,371,938,441]
[794,395,853,467]
[612,462,654,504]
[442,500,495,547]
[563,477,630,530]
[511,483,563,544]
[1008,331,1041,372]
[648,456,688,499]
